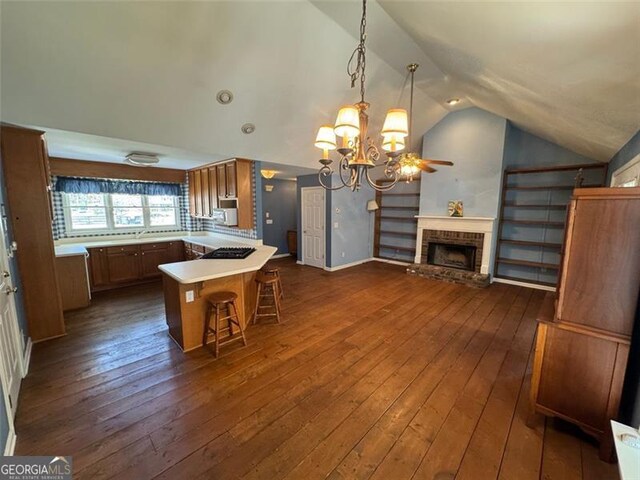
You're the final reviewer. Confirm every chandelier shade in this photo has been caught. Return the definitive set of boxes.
[333,105,360,139]
[381,109,409,137]
[314,125,337,150]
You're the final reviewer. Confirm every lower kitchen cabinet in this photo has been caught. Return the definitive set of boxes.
[88,240,184,291]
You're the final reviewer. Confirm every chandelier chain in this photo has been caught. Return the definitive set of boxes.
[347,0,367,103]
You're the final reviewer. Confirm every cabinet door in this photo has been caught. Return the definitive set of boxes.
[88,247,109,288]
[140,248,168,278]
[167,241,184,263]
[225,162,237,198]
[200,168,211,217]
[193,169,203,217]
[217,164,227,198]
[107,251,141,283]
[187,171,197,216]
[208,167,218,210]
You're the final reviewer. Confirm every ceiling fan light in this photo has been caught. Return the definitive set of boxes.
[314,125,337,150]
[381,109,409,137]
[334,105,360,138]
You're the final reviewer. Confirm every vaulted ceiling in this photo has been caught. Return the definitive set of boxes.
[1,1,638,170]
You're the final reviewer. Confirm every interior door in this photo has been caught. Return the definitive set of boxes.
[302,187,325,268]
[0,211,23,419]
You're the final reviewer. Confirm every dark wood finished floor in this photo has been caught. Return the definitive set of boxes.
[15,259,617,480]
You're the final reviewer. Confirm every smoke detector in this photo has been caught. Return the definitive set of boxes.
[241,123,256,134]
[216,90,234,105]
[125,153,160,167]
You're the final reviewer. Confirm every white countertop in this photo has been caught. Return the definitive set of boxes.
[611,421,640,480]
[158,244,277,284]
[54,245,88,257]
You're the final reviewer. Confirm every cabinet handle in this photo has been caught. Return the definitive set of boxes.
[5,286,17,295]
[141,252,145,256]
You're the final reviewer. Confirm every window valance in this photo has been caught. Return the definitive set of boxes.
[54,176,181,197]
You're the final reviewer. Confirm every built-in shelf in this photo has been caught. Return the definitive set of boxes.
[499,239,562,249]
[504,203,567,210]
[380,216,417,222]
[377,254,412,262]
[378,230,416,238]
[497,258,559,270]
[380,206,419,211]
[494,162,607,287]
[383,193,420,197]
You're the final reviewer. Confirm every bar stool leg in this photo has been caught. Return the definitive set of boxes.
[273,283,282,323]
[253,281,262,325]
[214,304,221,358]
[230,299,248,346]
[203,305,212,347]
[278,275,284,300]
[227,303,234,337]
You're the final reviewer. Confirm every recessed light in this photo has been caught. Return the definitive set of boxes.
[446,98,460,106]
[124,153,159,167]
[241,123,255,134]
[216,90,233,104]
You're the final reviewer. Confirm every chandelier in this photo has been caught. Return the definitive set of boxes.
[313,0,452,192]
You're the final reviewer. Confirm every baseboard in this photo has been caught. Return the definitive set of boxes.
[371,257,411,267]
[22,338,32,377]
[324,258,374,272]
[4,430,16,456]
[296,260,304,266]
[492,276,556,292]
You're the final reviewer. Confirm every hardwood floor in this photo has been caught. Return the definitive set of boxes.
[15,259,617,479]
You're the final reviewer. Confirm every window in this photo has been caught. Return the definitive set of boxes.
[64,193,180,234]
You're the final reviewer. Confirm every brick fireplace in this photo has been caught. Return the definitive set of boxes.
[407,216,495,287]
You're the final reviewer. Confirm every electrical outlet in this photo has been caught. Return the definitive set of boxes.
[341,252,345,258]
[266,212,270,218]
[185,290,195,303]
[334,222,339,229]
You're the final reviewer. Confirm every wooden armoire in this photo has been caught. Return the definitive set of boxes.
[530,186,640,460]
[0,124,65,342]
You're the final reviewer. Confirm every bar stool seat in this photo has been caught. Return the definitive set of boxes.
[253,271,283,324]
[260,267,284,299]
[203,291,247,357]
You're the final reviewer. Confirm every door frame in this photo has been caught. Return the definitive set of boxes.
[300,186,326,268]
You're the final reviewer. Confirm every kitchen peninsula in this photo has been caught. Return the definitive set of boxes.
[159,238,276,351]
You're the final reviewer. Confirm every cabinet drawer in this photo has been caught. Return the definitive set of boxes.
[107,245,139,255]
[141,242,169,252]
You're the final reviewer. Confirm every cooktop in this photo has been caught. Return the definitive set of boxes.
[201,247,256,260]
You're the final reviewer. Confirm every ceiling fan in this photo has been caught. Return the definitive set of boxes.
[394,64,454,180]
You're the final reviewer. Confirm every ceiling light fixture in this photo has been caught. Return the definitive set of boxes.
[446,98,460,106]
[312,0,452,191]
[241,123,255,134]
[261,169,276,179]
[216,90,234,104]
[124,152,159,167]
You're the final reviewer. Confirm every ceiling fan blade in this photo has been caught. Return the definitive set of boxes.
[422,158,454,166]
[418,164,437,173]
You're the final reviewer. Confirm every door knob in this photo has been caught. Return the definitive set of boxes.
[5,286,17,295]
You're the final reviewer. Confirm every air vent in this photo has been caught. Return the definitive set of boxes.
[216,90,233,105]
[241,123,255,134]
[125,153,159,167]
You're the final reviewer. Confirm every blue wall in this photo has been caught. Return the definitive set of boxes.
[329,180,375,268]
[419,107,507,218]
[261,178,296,254]
[607,130,640,185]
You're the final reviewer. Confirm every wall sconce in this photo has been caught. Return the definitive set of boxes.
[261,169,276,179]
[265,185,274,192]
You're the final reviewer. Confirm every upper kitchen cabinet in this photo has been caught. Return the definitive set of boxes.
[0,124,65,342]
[188,159,254,230]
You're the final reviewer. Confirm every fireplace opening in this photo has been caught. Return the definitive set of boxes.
[427,243,477,271]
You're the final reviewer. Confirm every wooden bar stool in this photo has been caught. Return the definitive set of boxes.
[260,266,284,299]
[253,271,283,324]
[203,291,247,358]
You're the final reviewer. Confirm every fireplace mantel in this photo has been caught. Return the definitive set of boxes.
[414,215,496,274]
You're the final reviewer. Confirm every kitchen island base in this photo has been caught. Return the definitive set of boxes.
[162,271,257,352]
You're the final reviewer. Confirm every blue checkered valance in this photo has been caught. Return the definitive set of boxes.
[54,177,181,197]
